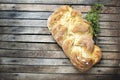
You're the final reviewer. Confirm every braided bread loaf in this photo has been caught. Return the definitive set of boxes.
[47,6,102,72]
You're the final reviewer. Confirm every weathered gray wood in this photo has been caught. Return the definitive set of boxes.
[0,57,71,66]
[0,42,61,51]
[0,57,119,67]
[99,45,119,52]
[0,35,55,42]
[0,0,119,79]
[73,6,120,14]
[0,4,62,12]
[0,27,119,37]
[0,4,120,13]
[0,42,119,51]
[0,34,119,44]
[0,12,51,20]
[0,73,119,80]
[0,65,119,74]
[99,29,119,37]
[0,27,50,34]
[0,19,46,27]
[99,21,120,29]
[98,37,119,44]
[99,14,120,21]
[0,19,120,29]
[0,49,119,59]
[103,52,120,60]
[0,0,119,6]
[0,12,120,21]
[0,50,66,58]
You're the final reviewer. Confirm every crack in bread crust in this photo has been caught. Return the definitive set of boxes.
[47,6,102,72]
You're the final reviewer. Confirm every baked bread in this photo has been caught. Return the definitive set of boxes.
[47,6,102,72]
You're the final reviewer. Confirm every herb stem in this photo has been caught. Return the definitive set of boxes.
[85,3,104,43]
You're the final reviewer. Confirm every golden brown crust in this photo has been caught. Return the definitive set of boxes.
[47,5,102,72]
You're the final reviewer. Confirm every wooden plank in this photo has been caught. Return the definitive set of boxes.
[73,6,120,14]
[0,42,119,51]
[98,37,119,44]
[0,12,51,20]
[0,19,120,29]
[0,27,50,34]
[0,35,55,43]
[0,57,72,66]
[0,65,120,74]
[0,49,119,59]
[0,0,119,6]
[0,42,61,51]
[0,19,46,27]
[0,27,119,37]
[0,73,119,80]
[0,57,119,67]
[0,4,62,12]
[99,22,120,29]
[102,52,120,59]
[0,4,120,13]
[99,29,119,37]
[0,12,120,21]
[99,14,120,21]
[99,45,119,52]
[0,34,119,44]
[0,50,66,59]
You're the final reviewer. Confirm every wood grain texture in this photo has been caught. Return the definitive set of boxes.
[0,65,119,74]
[0,0,120,79]
[0,34,119,45]
[0,12,120,21]
[0,4,120,13]
[0,50,66,58]
[0,27,50,34]
[0,42,62,51]
[99,22,120,29]
[0,19,46,27]
[0,19,120,29]
[0,49,119,59]
[0,57,119,67]
[0,0,120,6]
[0,42,119,51]
[0,27,119,37]
[0,73,119,80]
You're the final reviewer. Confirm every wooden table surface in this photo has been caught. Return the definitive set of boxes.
[0,0,120,80]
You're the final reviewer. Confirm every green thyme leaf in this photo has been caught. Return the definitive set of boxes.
[85,3,104,43]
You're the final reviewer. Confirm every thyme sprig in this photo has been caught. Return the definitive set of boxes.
[85,3,104,43]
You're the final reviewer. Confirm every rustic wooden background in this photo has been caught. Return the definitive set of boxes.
[0,0,120,80]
